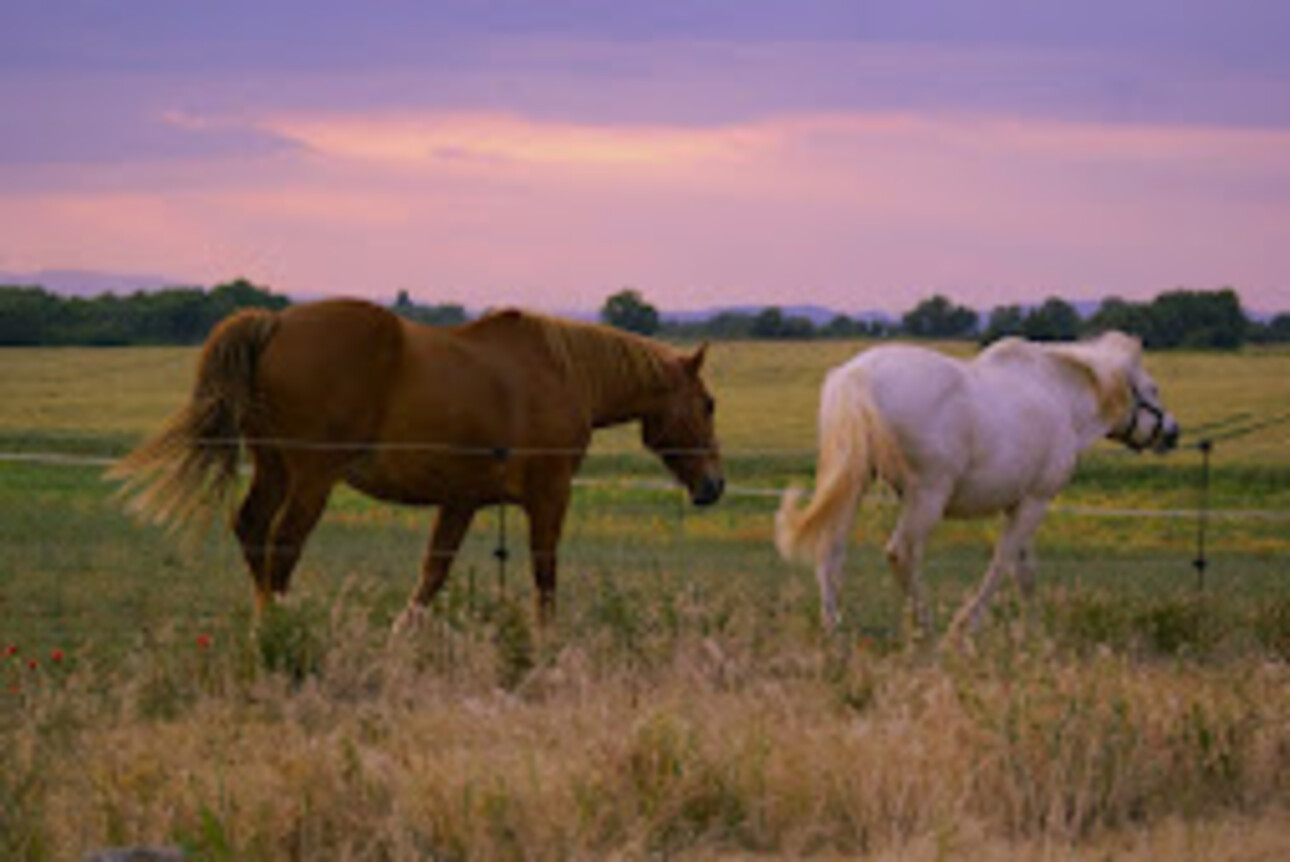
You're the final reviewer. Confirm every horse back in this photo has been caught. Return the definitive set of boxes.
[254,298,405,444]
[391,310,577,446]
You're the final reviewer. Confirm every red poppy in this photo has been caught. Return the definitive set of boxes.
[196,634,213,650]
[50,650,65,663]
[3,645,17,658]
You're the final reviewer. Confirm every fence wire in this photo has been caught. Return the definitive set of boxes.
[2,431,1286,651]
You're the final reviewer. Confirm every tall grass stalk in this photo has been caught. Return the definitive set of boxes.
[2,597,1286,861]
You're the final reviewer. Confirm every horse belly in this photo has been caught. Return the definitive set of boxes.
[943,438,1071,519]
[943,478,1025,519]
[342,451,507,506]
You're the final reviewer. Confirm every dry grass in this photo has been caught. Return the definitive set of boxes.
[2,342,1287,859]
[3,599,1287,861]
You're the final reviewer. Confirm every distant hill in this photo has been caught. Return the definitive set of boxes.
[0,269,187,295]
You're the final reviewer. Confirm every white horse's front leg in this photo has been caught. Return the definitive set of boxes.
[1014,541,1038,602]
[948,497,1049,642]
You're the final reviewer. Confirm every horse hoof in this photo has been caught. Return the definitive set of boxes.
[939,626,976,658]
[391,605,426,638]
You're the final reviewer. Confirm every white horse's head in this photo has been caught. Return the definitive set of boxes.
[1085,332,1181,454]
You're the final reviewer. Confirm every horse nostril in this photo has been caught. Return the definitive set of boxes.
[1156,423,1181,452]
[693,475,725,506]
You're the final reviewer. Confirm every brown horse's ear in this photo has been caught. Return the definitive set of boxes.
[683,342,709,376]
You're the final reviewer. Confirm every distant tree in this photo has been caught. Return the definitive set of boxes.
[1086,296,1154,341]
[901,294,978,339]
[821,314,861,339]
[391,290,468,326]
[134,287,213,344]
[701,311,757,339]
[781,314,817,339]
[1272,313,1290,342]
[750,307,785,339]
[600,288,660,335]
[0,285,61,345]
[1148,288,1247,349]
[1250,312,1290,344]
[744,307,814,339]
[210,277,289,316]
[980,304,1026,345]
[1021,296,1081,342]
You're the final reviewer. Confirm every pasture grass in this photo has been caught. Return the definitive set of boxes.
[1,341,1288,859]
[2,587,1287,860]
[3,340,1290,462]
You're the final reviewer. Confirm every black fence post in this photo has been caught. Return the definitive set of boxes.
[1193,438,1213,591]
[493,447,511,600]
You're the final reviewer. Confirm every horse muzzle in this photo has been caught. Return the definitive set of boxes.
[690,474,725,507]
[1154,418,1181,454]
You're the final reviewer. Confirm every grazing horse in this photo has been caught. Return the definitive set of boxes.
[111,298,724,627]
[775,331,1179,641]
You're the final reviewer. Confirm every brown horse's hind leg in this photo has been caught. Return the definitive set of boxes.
[393,504,476,633]
[235,449,288,611]
[259,472,335,611]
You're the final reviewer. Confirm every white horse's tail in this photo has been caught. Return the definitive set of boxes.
[776,366,905,565]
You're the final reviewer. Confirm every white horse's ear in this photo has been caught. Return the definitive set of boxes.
[683,342,709,376]
[1097,330,1143,362]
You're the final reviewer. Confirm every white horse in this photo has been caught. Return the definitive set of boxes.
[775,331,1179,641]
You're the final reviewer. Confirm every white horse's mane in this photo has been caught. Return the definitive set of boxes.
[983,332,1142,426]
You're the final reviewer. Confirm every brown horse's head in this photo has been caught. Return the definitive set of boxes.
[641,344,725,506]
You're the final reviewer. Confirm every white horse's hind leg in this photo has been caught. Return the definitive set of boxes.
[814,495,860,632]
[815,539,847,632]
[884,485,948,639]
[948,498,1049,642]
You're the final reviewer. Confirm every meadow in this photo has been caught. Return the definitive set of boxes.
[1,340,1288,860]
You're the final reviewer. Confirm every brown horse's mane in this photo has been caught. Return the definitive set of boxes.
[477,309,678,412]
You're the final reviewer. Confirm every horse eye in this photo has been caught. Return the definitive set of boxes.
[704,396,715,416]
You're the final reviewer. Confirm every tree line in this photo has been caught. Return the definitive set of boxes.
[603,287,1290,349]
[0,279,290,346]
[2,280,1286,349]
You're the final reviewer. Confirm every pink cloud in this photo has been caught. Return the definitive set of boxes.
[3,108,1288,311]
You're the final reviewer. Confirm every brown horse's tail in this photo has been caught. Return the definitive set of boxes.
[775,365,905,565]
[108,308,280,536]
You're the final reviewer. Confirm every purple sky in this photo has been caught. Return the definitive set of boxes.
[4,1,1289,312]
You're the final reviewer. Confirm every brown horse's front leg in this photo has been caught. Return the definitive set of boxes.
[525,486,571,627]
[394,504,476,633]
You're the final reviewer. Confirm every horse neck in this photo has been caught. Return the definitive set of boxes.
[1040,348,1118,449]
[543,323,674,428]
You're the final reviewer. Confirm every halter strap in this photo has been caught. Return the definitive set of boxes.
[1115,384,1167,451]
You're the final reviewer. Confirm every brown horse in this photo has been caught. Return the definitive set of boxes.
[110,298,724,627]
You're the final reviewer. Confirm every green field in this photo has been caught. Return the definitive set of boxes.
[1,341,1287,860]
[2,341,1287,651]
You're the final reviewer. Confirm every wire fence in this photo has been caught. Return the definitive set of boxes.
[3,425,1286,564]
[2,400,1287,656]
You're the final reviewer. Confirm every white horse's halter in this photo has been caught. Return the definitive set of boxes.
[1115,383,1168,451]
